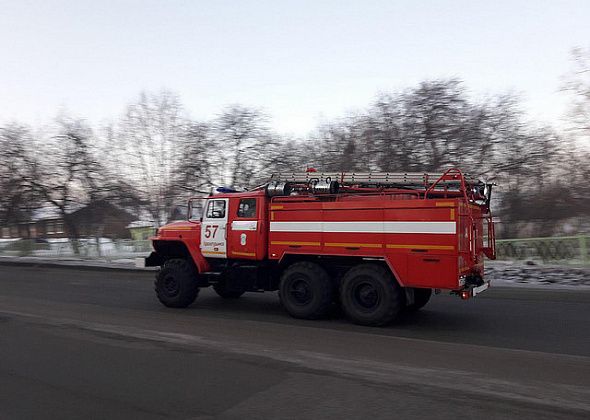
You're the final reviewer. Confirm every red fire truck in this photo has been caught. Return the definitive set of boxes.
[139,168,496,326]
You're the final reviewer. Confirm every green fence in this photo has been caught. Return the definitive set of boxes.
[496,235,589,265]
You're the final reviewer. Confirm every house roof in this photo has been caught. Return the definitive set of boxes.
[31,207,62,221]
[31,200,128,222]
[127,220,157,229]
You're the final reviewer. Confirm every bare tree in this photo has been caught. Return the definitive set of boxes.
[173,121,214,198]
[265,137,316,173]
[214,105,277,189]
[0,123,38,228]
[290,79,570,237]
[32,117,106,251]
[563,47,590,140]
[112,90,187,226]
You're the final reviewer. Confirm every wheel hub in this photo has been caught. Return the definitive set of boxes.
[289,279,312,305]
[354,282,379,309]
[163,275,180,297]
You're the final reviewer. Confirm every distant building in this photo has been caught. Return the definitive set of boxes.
[1,200,135,239]
[1,206,63,240]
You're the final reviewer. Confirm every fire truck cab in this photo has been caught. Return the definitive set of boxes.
[140,168,496,326]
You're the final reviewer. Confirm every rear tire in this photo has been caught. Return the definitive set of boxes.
[155,259,199,308]
[406,288,432,311]
[279,262,334,319]
[340,264,403,326]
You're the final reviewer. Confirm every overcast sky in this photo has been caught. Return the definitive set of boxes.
[1,0,589,135]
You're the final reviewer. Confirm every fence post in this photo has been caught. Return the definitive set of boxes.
[579,235,589,265]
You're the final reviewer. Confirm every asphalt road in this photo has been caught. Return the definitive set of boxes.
[1,264,589,419]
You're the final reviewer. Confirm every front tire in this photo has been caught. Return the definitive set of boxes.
[340,264,403,326]
[279,262,334,319]
[155,259,199,308]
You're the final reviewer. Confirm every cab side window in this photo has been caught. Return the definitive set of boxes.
[237,198,257,218]
[206,200,226,219]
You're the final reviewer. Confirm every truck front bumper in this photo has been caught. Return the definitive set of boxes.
[135,252,164,268]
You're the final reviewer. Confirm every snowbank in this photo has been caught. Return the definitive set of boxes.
[486,261,590,288]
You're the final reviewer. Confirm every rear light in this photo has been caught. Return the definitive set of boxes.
[460,290,470,300]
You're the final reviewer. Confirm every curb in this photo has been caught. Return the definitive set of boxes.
[0,258,154,273]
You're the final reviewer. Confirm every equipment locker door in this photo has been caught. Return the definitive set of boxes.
[200,198,229,258]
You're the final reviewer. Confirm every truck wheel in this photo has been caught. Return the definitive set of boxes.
[155,259,199,308]
[340,264,403,326]
[279,261,334,319]
[406,288,432,312]
[213,282,245,299]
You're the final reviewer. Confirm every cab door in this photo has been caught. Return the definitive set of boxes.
[200,198,228,258]
[228,198,259,259]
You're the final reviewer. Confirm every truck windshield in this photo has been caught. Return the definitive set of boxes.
[188,198,207,221]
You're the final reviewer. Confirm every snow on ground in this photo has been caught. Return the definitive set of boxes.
[486,261,590,288]
[0,238,151,260]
